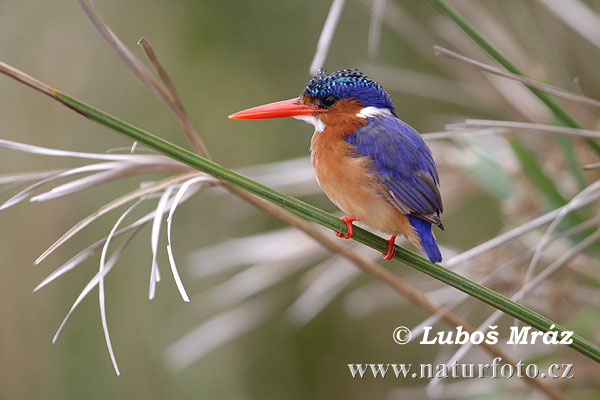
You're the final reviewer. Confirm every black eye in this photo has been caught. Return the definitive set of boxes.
[321,95,337,108]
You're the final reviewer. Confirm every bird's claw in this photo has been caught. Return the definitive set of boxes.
[381,235,397,260]
[335,215,357,239]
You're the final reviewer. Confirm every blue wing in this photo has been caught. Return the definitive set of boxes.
[346,115,443,228]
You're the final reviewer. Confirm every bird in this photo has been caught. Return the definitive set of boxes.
[228,69,443,263]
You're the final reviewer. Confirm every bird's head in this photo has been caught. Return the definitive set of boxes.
[229,69,396,131]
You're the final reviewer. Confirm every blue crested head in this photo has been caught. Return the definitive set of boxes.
[303,69,396,116]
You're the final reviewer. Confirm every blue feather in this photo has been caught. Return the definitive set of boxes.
[408,215,442,263]
[346,115,443,225]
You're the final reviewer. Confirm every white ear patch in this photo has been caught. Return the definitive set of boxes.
[293,115,325,133]
[356,107,393,119]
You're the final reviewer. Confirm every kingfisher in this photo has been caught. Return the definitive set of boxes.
[229,69,443,263]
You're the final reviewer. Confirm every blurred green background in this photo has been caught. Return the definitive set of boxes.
[1,1,600,399]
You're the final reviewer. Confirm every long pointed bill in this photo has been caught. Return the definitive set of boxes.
[228,97,325,120]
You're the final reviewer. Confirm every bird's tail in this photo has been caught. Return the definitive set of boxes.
[408,215,442,264]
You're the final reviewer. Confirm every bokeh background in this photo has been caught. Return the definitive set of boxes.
[1,0,600,399]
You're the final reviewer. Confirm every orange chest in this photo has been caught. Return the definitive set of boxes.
[310,130,380,208]
[309,129,410,234]
[310,129,358,187]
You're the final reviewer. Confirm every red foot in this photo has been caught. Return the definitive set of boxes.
[335,215,357,239]
[382,235,397,260]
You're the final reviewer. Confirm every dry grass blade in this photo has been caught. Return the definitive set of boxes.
[367,0,386,58]
[583,162,600,170]
[137,38,210,158]
[105,144,153,154]
[434,45,600,109]
[0,60,54,96]
[452,119,600,139]
[362,64,495,109]
[309,0,346,75]
[524,180,600,288]
[52,227,142,344]
[537,0,600,50]
[0,162,124,211]
[0,170,66,185]
[35,171,205,265]
[166,176,215,302]
[445,190,600,268]
[34,251,96,293]
[77,1,210,158]
[35,185,208,295]
[77,0,171,107]
[360,0,437,62]
[0,138,157,161]
[33,212,155,293]
[98,197,145,375]
[149,187,174,299]
[423,128,508,140]
[31,167,143,203]
[30,159,190,203]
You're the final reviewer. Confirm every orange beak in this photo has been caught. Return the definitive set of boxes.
[228,97,325,120]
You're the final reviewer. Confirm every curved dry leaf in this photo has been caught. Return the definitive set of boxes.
[35,171,204,265]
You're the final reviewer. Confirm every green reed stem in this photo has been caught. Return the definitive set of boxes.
[428,0,600,153]
[428,0,600,200]
[46,88,599,363]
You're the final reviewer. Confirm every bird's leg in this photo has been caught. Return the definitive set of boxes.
[382,235,397,260]
[335,215,357,239]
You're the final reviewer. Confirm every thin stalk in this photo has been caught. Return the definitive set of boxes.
[434,45,600,110]
[2,61,599,363]
[428,0,600,153]
[510,138,571,209]
[428,0,599,198]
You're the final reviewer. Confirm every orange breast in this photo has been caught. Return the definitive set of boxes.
[310,126,416,242]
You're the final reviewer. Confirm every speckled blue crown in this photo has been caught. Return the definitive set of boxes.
[303,69,396,115]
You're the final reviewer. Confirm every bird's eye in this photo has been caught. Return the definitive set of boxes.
[321,95,337,108]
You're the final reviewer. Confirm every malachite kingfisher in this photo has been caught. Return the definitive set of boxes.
[229,69,444,263]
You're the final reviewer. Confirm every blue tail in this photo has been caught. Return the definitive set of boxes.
[408,215,442,264]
